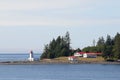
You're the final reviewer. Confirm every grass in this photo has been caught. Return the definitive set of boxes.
[53,57,69,62]
[54,56,105,62]
[78,56,105,62]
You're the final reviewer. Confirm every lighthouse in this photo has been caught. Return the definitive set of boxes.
[28,50,34,61]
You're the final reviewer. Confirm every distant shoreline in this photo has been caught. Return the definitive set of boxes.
[0,56,120,65]
[0,60,120,65]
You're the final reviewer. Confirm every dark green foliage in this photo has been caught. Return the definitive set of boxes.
[82,33,120,60]
[96,37,105,53]
[97,37,105,46]
[106,35,114,46]
[76,48,81,52]
[102,35,114,60]
[40,32,71,59]
[102,45,114,60]
[82,46,99,53]
[113,33,120,59]
[82,37,105,53]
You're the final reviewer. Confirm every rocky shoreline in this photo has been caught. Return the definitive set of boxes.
[0,60,120,65]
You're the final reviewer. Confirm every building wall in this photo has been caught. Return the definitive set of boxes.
[74,52,82,57]
[83,53,97,58]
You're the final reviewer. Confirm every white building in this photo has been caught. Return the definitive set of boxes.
[28,50,34,61]
[74,52,101,58]
[74,52,84,57]
[83,53,97,58]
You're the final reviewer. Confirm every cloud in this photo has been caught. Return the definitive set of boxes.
[0,0,94,11]
[0,0,120,26]
[0,0,95,26]
[0,16,120,26]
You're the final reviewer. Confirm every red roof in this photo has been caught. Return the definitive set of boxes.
[78,52,85,54]
[77,52,102,55]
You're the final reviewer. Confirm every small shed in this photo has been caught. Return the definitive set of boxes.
[74,52,84,57]
[68,56,77,61]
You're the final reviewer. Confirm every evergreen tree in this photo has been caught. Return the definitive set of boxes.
[40,44,49,58]
[76,48,81,52]
[40,32,71,59]
[97,37,105,46]
[63,31,71,56]
[96,37,105,52]
[106,35,113,46]
[102,35,114,60]
[113,33,120,59]
[64,31,70,48]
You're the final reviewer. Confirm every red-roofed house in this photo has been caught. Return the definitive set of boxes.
[74,52,102,58]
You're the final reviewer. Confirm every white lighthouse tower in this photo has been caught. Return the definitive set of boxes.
[28,50,34,61]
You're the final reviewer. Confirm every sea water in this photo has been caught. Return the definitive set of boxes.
[0,64,120,80]
[0,54,120,80]
[0,54,40,62]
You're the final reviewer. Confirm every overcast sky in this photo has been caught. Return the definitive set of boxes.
[0,0,120,53]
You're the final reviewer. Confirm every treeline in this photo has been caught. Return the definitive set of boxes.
[40,32,120,60]
[40,32,72,59]
[82,33,120,60]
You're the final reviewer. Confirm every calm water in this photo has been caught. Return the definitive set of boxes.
[0,64,120,80]
[0,54,120,80]
[0,54,40,62]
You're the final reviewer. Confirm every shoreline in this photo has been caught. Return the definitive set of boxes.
[0,60,120,65]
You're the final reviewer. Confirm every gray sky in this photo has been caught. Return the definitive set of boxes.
[0,0,120,53]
